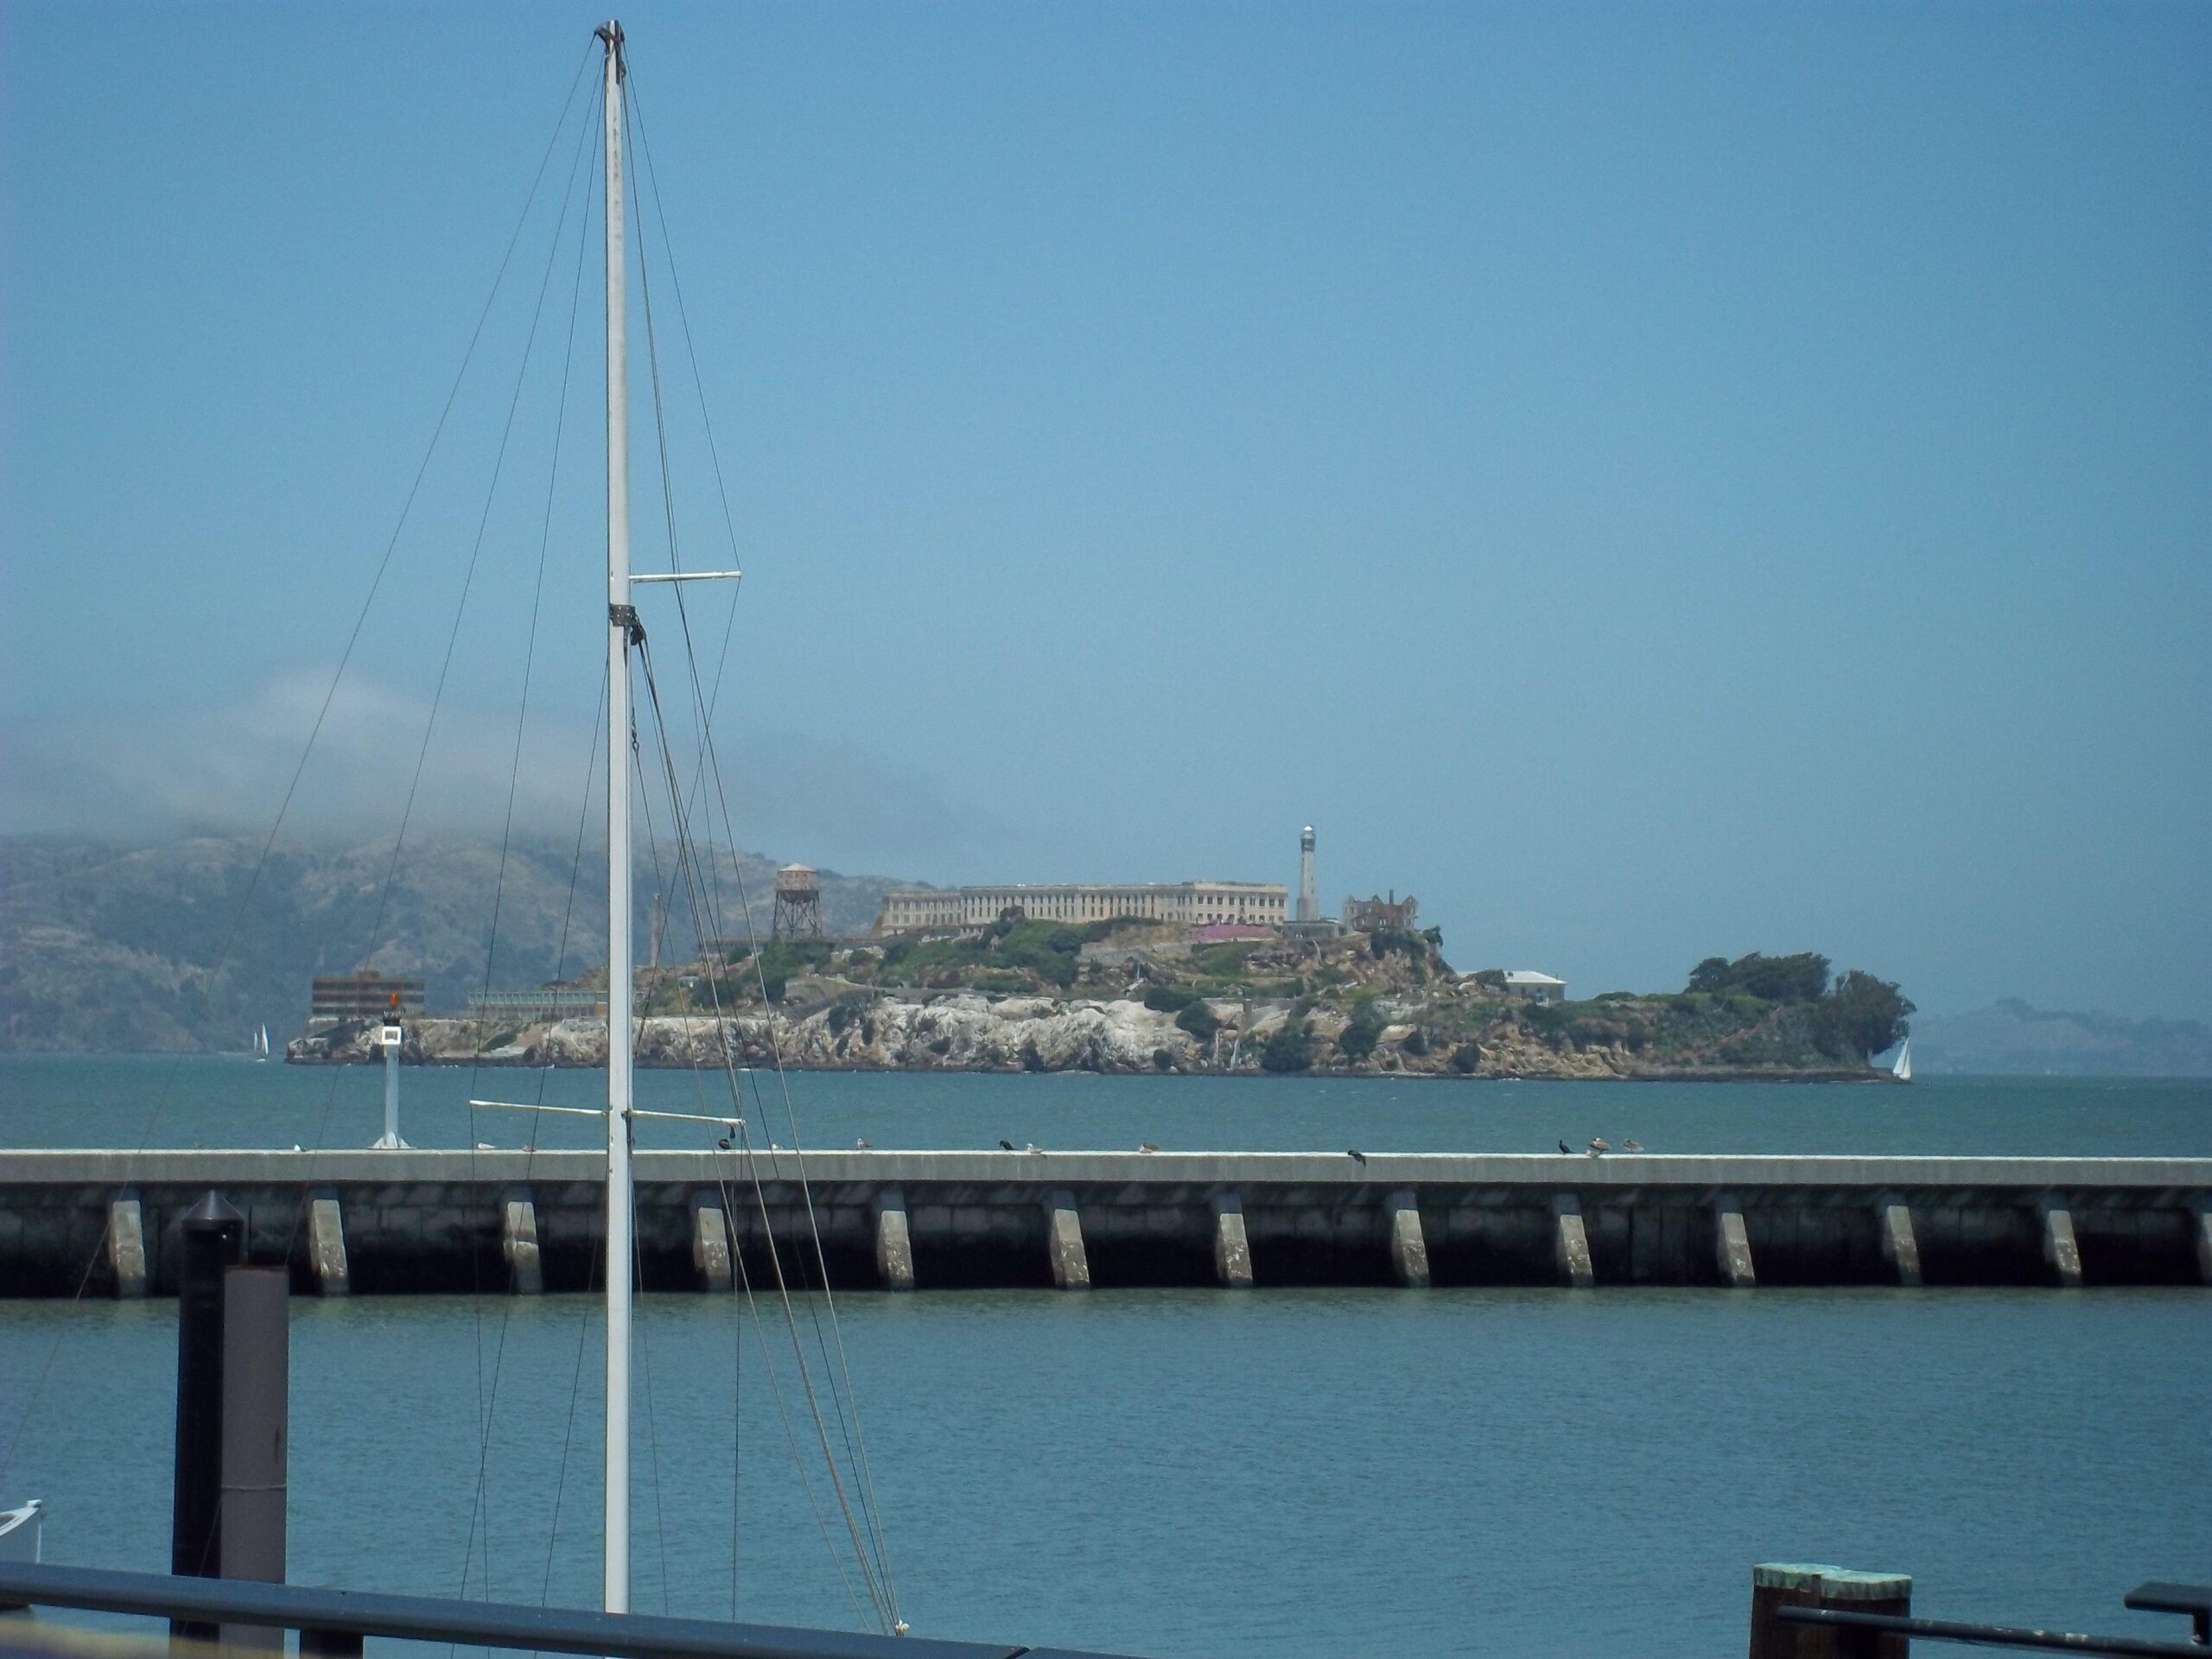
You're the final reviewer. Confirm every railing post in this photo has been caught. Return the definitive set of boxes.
[1749,1563,1911,1659]
[218,1266,288,1656]
[171,1192,244,1648]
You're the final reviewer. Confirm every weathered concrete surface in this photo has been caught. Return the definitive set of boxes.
[873,1188,914,1291]
[307,1196,348,1297]
[500,1194,543,1294]
[106,1194,146,1298]
[2040,1199,2083,1288]
[1045,1190,1090,1291]
[1387,1188,1429,1288]
[1552,1193,1594,1287]
[1210,1192,1253,1289]
[1878,1196,1922,1287]
[2,1149,2206,1294]
[1713,1193,1756,1288]
[690,1194,734,1293]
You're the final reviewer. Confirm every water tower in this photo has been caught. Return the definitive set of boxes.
[1296,825,1319,924]
[772,863,824,941]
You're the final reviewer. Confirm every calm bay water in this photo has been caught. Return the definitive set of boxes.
[1,1058,2207,1657]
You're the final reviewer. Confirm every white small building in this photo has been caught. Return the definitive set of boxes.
[1501,970,1567,1005]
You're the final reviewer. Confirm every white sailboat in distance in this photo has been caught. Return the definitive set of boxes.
[1891,1038,1912,1083]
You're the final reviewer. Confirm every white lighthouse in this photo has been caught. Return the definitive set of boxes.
[1297,824,1319,924]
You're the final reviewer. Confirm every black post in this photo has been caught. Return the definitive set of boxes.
[218,1266,288,1656]
[171,1191,244,1646]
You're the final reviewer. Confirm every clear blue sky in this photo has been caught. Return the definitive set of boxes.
[3,2,2207,1018]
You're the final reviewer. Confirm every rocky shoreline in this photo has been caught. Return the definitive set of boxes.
[287,991,1891,1083]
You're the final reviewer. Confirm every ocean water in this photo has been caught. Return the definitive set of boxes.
[3,1053,2211,1157]
[0,1060,2207,1657]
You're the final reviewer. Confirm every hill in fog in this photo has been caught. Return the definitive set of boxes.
[0,833,912,1052]
[1912,999,2212,1077]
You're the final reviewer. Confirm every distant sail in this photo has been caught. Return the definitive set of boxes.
[1891,1039,1912,1083]
[255,1024,270,1061]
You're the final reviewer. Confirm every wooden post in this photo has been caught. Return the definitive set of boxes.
[172,1192,244,1648]
[1749,1563,1911,1659]
[218,1266,288,1656]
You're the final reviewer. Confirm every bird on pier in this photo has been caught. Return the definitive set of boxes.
[1557,1140,1573,1154]
[1587,1137,1611,1156]
[1622,1138,1643,1153]
[1026,1142,1046,1155]
[1346,1149,1366,1164]
[855,1137,871,1149]
[999,1139,1016,1151]
[1138,1142,1159,1154]
[716,1135,733,1150]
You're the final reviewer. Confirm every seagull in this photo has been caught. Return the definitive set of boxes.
[999,1139,1016,1151]
[1138,1141,1159,1154]
[855,1136,872,1149]
[1557,1140,1573,1154]
[473,1142,493,1152]
[1622,1138,1643,1153]
[1025,1142,1045,1155]
[1587,1137,1611,1156]
[1346,1149,1366,1164]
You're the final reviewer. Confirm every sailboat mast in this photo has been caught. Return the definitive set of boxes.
[597,16,633,1618]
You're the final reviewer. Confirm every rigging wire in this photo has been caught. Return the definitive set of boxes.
[0,35,600,1498]
[630,645,877,1630]
[454,86,603,1606]
[616,69,904,1625]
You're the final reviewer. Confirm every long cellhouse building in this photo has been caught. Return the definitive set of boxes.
[875,880,1287,934]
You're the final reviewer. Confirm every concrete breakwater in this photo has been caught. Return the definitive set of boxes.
[4,1150,2208,1296]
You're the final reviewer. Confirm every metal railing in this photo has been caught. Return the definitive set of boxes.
[0,1564,1136,1659]
[1777,1598,2209,1657]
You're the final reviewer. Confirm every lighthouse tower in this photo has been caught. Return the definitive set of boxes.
[1296,825,1319,924]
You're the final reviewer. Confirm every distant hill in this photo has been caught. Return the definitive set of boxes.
[1911,999,2212,1077]
[0,833,914,1052]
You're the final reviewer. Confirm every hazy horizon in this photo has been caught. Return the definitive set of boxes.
[3,3,2207,1020]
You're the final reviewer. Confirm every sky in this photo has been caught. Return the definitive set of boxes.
[1,1,2207,1019]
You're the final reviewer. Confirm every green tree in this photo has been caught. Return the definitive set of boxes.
[1336,997,1385,1063]
[1261,1020,1313,1073]
[1686,951,1830,1002]
[1175,1001,1219,1042]
[1816,970,1916,1059]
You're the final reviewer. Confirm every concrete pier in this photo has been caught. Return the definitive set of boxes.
[1045,1189,1090,1291]
[1713,1193,1756,1288]
[1552,1193,1595,1287]
[500,1193,543,1294]
[1877,1195,1922,1287]
[1,1150,2206,1296]
[874,1188,915,1292]
[2040,1199,2083,1288]
[106,1194,146,1298]
[1387,1189,1430,1288]
[691,1194,734,1293]
[1210,1192,1253,1289]
[306,1195,348,1298]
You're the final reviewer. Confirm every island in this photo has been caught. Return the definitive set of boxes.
[287,924,1913,1082]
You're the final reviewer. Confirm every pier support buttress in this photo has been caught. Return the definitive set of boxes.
[501,1192,543,1294]
[874,1188,915,1291]
[1713,1192,1756,1288]
[1387,1189,1430,1288]
[2039,1197,2082,1287]
[107,1192,146,1298]
[690,1193,734,1294]
[1211,1191,1253,1288]
[1046,1190,1090,1290]
[1878,1194,1922,1287]
[307,1193,349,1297]
[1553,1193,1594,1287]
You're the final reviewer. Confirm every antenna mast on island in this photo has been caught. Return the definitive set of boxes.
[596,16,635,1618]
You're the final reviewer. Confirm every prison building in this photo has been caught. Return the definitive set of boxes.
[875,880,1287,935]
[464,986,609,1023]
[308,971,427,1023]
